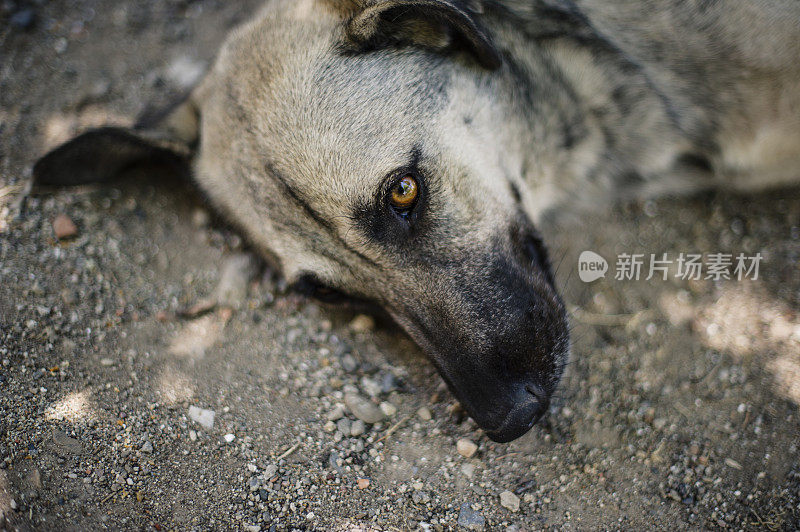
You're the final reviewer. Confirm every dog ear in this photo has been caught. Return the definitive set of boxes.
[32,95,199,188]
[344,0,501,69]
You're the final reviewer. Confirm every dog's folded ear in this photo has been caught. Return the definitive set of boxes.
[32,96,199,188]
[343,0,501,70]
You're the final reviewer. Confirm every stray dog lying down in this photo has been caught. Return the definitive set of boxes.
[33,0,800,442]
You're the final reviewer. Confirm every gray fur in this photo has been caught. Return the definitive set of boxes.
[33,0,800,442]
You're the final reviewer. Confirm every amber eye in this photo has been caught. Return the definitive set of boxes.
[390,175,419,211]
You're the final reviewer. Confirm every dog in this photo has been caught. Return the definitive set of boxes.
[32,0,800,442]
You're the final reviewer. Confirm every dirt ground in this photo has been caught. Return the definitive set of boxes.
[1,1,799,530]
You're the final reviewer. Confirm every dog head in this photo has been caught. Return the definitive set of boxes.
[33,0,570,442]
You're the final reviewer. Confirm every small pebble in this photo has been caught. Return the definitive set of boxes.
[192,208,211,227]
[725,458,742,470]
[457,503,485,530]
[379,401,397,417]
[380,372,401,394]
[412,490,431,504]
[54,37,68,54]
[345,393,384,424]
[88,79,111,100]
[188,406,215,430]
[350,420,366,437]
[349,314,375,333]
[53,214,78,239]
[165,55,206,89]
[417,407,432,421]
[336,418,352,436]
[361,376,382,397]
[263,464,278,478]
[357,478,370,489]
[326,405,345,421]
[341,354,359,373]
[223,433,235,443]
[500,490,520,512]
[456,438,478,458]
[140,441,153,453]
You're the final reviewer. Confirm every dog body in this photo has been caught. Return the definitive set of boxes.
[34,0,800,441]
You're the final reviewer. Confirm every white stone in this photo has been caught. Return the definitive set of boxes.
[417,407,432,421]
[456,438,478,458]
[379,401,397,417]
[188,406,215,430]
[500,490,520,512]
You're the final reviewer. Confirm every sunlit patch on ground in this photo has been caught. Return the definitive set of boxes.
[695,283,800,404]
[0,185,21,233]
[42,108,129,150]
[167,310,231,360]
[769,354,800,405]
[44,389,96,423]
[157,365,195,405]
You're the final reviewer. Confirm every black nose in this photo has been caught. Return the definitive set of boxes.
[484,382,550,443]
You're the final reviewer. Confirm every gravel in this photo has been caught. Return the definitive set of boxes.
[379,401,397,417]
[1,1,798,530]
[499,490,520,512]
[456,438,478,458]
[335,418,351,436]
[344,393,385,424]
[52,213,77,239]
[457,502,486,530]
[350,420,366,437]
[340,353,359,373]
[188,405,216,429]
[325,405,345,421]
[349,314,375,333]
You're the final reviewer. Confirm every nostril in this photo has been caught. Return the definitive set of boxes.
[487,382,551,441]
[525,384,547,403]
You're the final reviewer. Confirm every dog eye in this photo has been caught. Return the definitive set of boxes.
[390,174,419,212]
